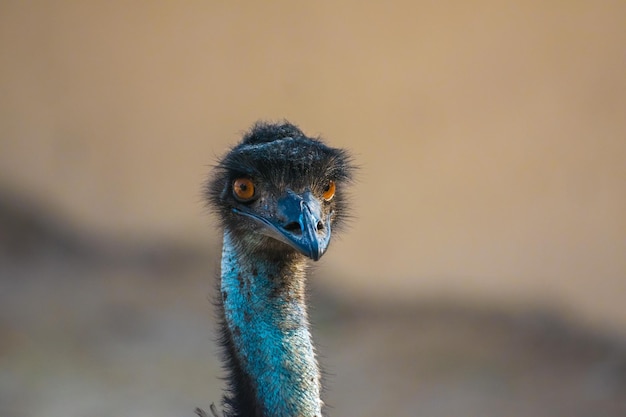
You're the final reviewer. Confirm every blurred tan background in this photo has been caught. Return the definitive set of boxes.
[1,1,625,416]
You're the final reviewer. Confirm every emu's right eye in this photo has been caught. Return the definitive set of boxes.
[232,178,255,201]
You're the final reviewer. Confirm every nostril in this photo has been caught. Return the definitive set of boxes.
[284,222,302,234]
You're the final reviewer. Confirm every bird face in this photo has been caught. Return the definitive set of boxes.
[207,122,353,261]
[229,176,335,261]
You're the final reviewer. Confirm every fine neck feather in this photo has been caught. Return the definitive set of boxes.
[219,231,322,417]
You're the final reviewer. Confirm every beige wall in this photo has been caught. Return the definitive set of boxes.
[1,2,625,332]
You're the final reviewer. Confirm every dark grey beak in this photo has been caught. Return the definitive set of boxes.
[233,190,331,261]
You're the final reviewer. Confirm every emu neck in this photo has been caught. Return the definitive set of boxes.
[220,231,322,417]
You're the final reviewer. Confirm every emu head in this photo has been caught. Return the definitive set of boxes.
[207,122,354,261]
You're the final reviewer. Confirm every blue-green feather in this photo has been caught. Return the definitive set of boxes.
[220,231,322,417]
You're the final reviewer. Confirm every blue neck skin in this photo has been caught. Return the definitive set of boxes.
[220,231,322,417]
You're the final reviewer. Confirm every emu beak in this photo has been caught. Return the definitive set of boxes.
[275,190,331,261]
[233,190,332,261]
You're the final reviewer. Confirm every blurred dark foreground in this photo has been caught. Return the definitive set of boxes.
[1,192,625,417]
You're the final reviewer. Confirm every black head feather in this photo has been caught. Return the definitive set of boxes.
[206,121,354,258]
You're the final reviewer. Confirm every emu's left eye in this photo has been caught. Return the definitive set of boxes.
[322,180,335,201]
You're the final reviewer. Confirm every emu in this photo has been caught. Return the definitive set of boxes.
[204,121,354,417]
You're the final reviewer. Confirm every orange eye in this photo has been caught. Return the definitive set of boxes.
[232,178,255,201]
[322,180,335,201]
